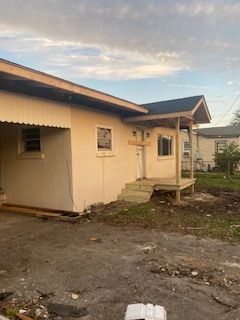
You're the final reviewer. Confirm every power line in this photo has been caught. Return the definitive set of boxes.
[213,94,240,127]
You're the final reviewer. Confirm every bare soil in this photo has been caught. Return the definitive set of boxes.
[0,210,240,320]
[98,190,240,242]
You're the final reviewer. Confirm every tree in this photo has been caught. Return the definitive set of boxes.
[214,142,240,175]
[230,108,240,126]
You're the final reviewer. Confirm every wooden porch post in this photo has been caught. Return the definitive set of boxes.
[175,117,181,202]
[189,120,194,193]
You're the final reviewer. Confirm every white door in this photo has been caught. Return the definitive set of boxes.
[136,129,145,180]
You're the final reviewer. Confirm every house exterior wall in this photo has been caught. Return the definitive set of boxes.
[70,106,178,211]
[0,90,71,128]
[181,130,240,171]
[146,127,177,179]
[0,123,73,210]
[70,106,137,211]
[0,91,179,212]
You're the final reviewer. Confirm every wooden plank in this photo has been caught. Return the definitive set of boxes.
[176,190,181,202]
[124,111,193,123]
[0,205,61,218]
[16,313,33,320]
[189,120,194,179]
[3,203,74,215]
[128,140,150,146]
[175,117,181,186]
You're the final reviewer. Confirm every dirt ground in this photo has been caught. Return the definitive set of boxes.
[0,211,240,320]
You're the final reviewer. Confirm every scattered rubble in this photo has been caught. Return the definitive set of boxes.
[71,293,79,300]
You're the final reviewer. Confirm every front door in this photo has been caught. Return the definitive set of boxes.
[136,129,145,180]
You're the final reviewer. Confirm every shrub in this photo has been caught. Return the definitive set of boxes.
[214,142,240,174]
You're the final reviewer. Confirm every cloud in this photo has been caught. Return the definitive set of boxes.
[0,0,240,79]
[0,29,188,80]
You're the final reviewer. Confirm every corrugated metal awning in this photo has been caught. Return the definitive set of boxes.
[0,90,71,128]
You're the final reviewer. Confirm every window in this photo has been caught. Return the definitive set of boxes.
[97,126,113,152]
[158,135,173,156]
[215,140,228,153]
[183,141,190,157]
[22,128,41,152]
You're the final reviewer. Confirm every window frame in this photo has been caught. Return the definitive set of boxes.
[96,124,115,157]
[183,141,190,158]
[18,127,44,159]
[215,140,228,154]
[157,134,173,157]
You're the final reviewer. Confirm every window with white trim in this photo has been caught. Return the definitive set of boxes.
[21,128,41,153]
[215,140,228,154]
[97,126,113,152]
[158,135,173,156]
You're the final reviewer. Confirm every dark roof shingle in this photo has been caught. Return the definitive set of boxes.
[195,126,240,137]
[142,95,203,115]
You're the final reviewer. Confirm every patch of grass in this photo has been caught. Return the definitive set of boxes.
[100,199,240,242]
[194,173,240,191]
[4,308,18,319]
[99,173,240,242]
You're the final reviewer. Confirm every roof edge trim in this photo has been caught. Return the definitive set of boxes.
[0,59,148,114]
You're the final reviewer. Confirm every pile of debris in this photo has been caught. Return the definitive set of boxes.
[0,292,88,320]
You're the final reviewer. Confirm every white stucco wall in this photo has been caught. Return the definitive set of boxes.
[146,127,177,179]
[70,106,137,211]
[70,105,178,211]
[0,123,73,210]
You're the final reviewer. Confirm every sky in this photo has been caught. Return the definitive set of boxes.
[1,0,240,126]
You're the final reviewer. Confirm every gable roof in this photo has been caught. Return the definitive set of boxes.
[125,95,211,125]
[142,95,204,115]
[195,126,240,137]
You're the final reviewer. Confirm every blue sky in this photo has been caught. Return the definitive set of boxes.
[1,0,240,126]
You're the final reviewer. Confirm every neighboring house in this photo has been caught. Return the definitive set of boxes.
[182,126,240,171]
[0,59,211,211]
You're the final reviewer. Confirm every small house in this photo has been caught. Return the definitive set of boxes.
[0,59,211,211]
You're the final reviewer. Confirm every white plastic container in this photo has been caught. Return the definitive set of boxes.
[125,303,167,320]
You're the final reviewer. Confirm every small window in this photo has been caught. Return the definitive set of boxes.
[183,141,190,157]
[158,135,173,156]
[22,128,41,152]
[97,126,113,151]
[215,140,227,154]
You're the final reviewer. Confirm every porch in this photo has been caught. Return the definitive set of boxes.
[122,96,211,203]
[118,178,195,203]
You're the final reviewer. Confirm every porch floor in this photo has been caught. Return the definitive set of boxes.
[128,178,196,191]
[118,178,195,203]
